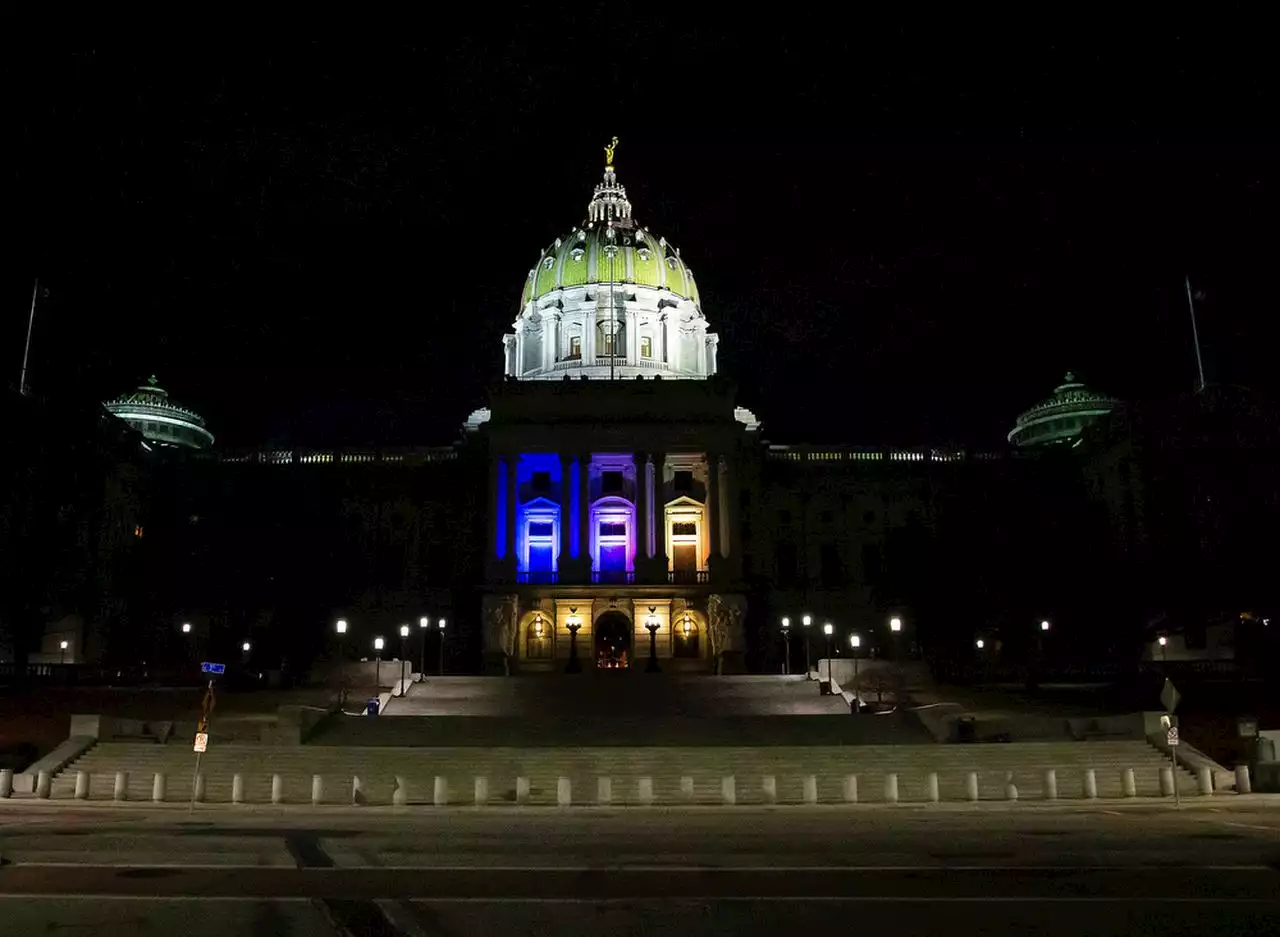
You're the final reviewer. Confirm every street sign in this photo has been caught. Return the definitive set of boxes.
[1167,726,1180,747]
[193,733,208,753]
[201,662,226,675]
[1159,677,1180,714]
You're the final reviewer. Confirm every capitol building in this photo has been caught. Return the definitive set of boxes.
[87,143,1130,675]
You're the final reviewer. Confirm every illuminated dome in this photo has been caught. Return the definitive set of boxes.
[1008,372,1117,448]
[505,140,718,380]
[105,375,214,451]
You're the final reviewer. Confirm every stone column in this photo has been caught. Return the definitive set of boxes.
[626,309,639,366]
[558,454,574,570]
[666,310,681,372]
[707,334,719,376]
[488,456,502,558]
[648,453,662,559]
[545,313,560,371]
[578,454,592,566]
[504,456,518,562]
[633,452,649,567]
[706,453,721,563]
[698,325,709,376]
[513,320,524,377]
[502,335,515,377]
[718,455,730,559]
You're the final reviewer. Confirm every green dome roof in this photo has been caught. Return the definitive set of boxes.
[519,162,700,308]
[1008,372,1118,448]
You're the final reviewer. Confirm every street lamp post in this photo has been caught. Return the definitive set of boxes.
[59,640,68,666]
[419,617,429,676]
[645,606,661,673]
[565,607,582,674]
[781,617,791,675]
[821,622,834,693]
[889,615,904,660]
[399,624,410,690]
[849,633,862,712]
[335,619,349,704]
[437,618,447,676]
[373,636,384,688]
[802,614,812,676]
[1157,634,1168,672]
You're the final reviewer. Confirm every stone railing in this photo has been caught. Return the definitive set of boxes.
[1,764,1251,807]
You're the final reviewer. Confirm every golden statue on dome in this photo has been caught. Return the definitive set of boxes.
[604,136,619,169]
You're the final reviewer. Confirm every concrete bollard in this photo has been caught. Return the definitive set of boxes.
[597,776,612,806]
[194,773,207,803]
[803,775,818,805]
[843,774,859,804]
[1004,771,1018,801]
[311,775,323,806]
[1043,768,1058,801]
[352,775,365,806]
[638,777,654,806]
[272,774,285,805]
[557,777,572,807]
[232,773,245,804]
[113,770,129,802]
[74,771,90,800]
[151,772,166,803]
[434,776,449,807]
[722,775,736,805]
[1121,767,1136,798]
[1083,768,1098,800]
[0,768,12,799]
[516,777,530,806]
[884,773,899,804]
[762,775,777,805]
[36,770,53,799]
[392,776,407,807]
[1197,766,1213,796]
[680,776,695,803]
[1235,764,1252,795]
[965,771,979,802]
[925,772,939,804]
[1159,767,1175,798]
[474,776,489,806]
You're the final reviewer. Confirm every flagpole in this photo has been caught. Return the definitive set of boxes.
[1184,275,1206,393]
[19,279,39,397]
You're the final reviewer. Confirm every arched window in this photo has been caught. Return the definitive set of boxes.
[597,320,625,358]
[527,614,552,659]
[640,335,653,359]
[673,613,700,658]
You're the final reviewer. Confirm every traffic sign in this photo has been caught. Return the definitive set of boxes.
[193,733,208,753]
[1159,677,1180,714]
[201,662,225,675]
[1167,726,1180,747]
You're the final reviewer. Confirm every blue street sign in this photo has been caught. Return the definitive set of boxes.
[201,662,226,675]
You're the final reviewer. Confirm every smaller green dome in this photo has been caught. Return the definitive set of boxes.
[1009,372,1118,448]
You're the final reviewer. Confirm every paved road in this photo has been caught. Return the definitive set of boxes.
[2,802,1278,935]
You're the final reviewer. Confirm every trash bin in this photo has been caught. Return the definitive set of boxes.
[365,697,380,717]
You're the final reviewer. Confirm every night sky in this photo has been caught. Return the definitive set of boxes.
[11,26,1277,450]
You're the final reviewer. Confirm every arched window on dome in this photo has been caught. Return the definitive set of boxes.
[563,324,582,361]
[640,334,654,359]
[597,320,625,358]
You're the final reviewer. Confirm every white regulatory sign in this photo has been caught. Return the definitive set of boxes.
[193,732,209,753]
[1167,726,1179,747]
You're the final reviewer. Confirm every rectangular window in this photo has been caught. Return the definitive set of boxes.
[601,471,623,494]
[599,522,627,537]
[820,543,843,588]
[674,470,693,492]
[528,521,553,537]
[673,543,698,572]
[672,521,697,536]
[641,335,653,358]
[568,336,581,359]
[776,541,798,586]
[532,471,551,493]
[528,543,554,573]
[600,543,627,571]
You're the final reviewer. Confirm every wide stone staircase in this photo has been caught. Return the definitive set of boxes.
[48,739,1195,805]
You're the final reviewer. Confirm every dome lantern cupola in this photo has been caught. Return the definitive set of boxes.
[104,374,214,451]
[1008,372,1118,448]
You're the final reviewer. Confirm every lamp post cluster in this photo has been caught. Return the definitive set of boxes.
[565,607,582,673]
[333,615,448,690]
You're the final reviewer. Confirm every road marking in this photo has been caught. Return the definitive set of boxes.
[5,862,1273,872]
[0,894,1275,905]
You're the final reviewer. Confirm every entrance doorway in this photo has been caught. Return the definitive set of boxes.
[594,612,632,670]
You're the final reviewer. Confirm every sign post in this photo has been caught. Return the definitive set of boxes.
[189,663,224,812]
[1160,679,1181,807]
